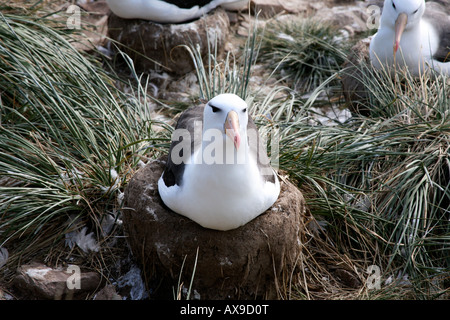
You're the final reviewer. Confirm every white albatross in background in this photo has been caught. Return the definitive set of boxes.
[370,0,450,76]
[158,94,280,231]
[106,0,247,23]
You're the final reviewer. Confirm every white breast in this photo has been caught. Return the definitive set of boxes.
[158,148,280,231]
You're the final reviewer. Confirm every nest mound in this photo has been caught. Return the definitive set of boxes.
[123,158,307,299]
[108,8,230,75]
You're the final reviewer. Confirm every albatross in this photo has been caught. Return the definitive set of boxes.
[158,94,280,231]
[106,0,247,23]
[370,0,450,76]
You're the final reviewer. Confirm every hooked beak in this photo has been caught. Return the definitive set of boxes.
[224,110,241,150]
[394,12,408,58]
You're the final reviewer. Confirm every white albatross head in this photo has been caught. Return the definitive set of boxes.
[381,0,426,57]
[203,93,249,151]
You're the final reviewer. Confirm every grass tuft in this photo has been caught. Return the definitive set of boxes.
[0,12,160,273]
[258,17,348,92]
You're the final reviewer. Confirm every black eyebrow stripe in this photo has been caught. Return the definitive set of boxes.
[209,103,220,112]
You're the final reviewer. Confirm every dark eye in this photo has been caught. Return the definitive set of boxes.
[242,108,247,113]
[210,104,220,113]
[392,1,396,9]
[413,8,418,14]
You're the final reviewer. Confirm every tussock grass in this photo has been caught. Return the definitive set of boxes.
[258,17,348,92]
[276,64,450,298]
[0,12,162,273]
[184,17,261,102]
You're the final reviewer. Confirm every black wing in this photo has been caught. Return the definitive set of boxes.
[247,115,277,184]
[161,105,204,187]
[424,3,450,62]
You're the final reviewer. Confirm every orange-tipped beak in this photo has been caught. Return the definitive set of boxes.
[224,110,241,150]
[394,13,408,58]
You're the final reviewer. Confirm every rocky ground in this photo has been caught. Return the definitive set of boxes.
[0,0,402,300]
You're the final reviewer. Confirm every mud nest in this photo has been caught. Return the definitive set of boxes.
[122,158,307,299]
[108,8,230,75]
